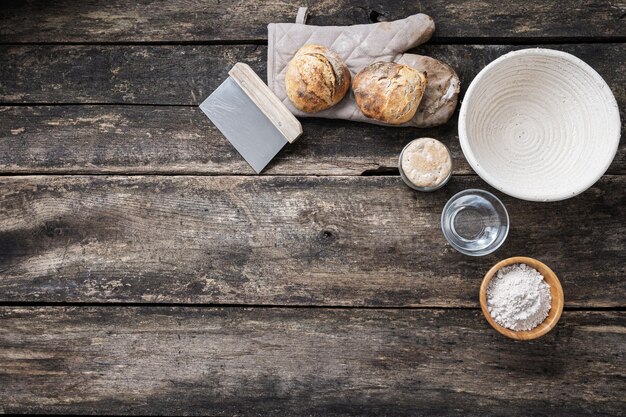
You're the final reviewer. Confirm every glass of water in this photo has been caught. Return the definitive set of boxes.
[441,189,509,256]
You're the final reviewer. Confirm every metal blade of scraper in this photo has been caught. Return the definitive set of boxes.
[199,63,302,173]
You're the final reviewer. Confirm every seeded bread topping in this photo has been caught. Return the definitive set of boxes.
[401,138,452,189]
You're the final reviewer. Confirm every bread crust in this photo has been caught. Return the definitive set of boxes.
[353,62,427,125]
[285,44,351,113]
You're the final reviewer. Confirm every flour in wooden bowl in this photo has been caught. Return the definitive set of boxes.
[487,263,552,331]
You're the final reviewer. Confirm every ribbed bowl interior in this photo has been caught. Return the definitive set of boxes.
[460,49,620,201]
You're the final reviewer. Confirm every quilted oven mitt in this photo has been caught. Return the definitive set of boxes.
[268,8,460,127]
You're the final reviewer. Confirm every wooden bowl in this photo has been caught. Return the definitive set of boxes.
[480,256,564,340]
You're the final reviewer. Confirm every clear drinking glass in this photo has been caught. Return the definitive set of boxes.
[441,189,509,256]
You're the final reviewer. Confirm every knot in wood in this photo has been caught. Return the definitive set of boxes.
[318,229,337,244]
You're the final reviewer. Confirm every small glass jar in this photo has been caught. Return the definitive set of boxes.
[399,138,452,191]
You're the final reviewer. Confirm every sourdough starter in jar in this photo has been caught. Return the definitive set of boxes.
[399,138,452,191]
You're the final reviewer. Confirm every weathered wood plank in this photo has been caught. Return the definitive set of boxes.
[0,105,474,176]
[0,175,623,307]
[0,307,624,416]
[1,44,624,108]
[2,105,624,176]
[0,44,266,104]
[0,0,624,43]
[0,44,623,175]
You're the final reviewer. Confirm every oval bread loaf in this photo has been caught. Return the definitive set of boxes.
[285,44,351,113]
[353,62,427,125]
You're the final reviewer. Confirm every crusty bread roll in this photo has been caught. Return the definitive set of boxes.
[285,44,351,113]
[353,62,427,125]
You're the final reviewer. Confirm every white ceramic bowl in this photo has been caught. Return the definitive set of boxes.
[459,48,621,202]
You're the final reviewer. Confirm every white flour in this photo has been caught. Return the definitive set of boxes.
[487,263,552,331]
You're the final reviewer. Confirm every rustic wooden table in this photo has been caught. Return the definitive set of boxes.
[0,1,625,415]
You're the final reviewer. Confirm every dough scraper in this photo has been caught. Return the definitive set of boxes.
[199,63,302,173]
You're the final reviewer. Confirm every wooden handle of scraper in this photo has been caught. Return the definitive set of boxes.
[229,63,302,143]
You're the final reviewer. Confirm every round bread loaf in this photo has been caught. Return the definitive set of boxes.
[353,62,427,125]
[285,44,351,113]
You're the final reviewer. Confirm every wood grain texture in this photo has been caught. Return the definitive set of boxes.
[0,307,624,416]
[0,0,624,43]
[0,175,623,307]
[0,44,266,104]
[2,44,624,107]
[1,104,624,176]
[0,105,462,175]
[0,44,624,175]
[0,3,623,415]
